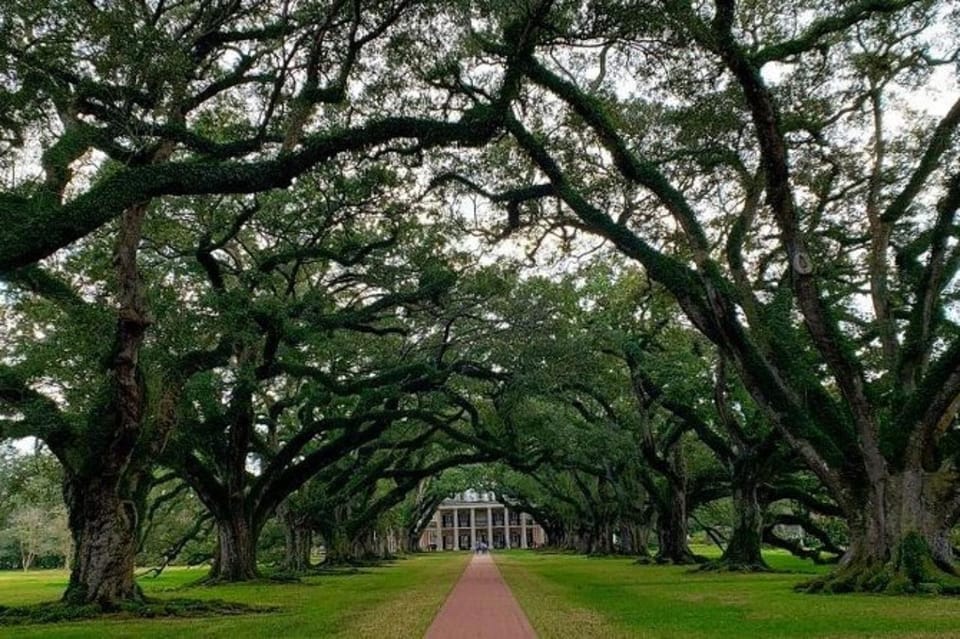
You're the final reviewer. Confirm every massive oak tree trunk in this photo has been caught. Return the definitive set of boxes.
[322,532,353,565]
[654,448,699,565]
[323,532,382,565]
[655,481,697,564]
[704,463,767,571]
[211,514,259,581]
[619,523,651,558]
[723,478,766,567]
[283,522,312,574]
[376,530,395,559]
[594,521,615,554]
[541,523,566,548]
[804,471,959,593]
[63,474,144,607]
[199,361,262,583]
[572,529,594,554]
[277,502,312,573]
[406,529,422,552]
[356,529,386,560]
[61,204,153,608]
[322,523,374,565]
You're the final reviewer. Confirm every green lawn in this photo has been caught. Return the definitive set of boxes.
[0,552,469,638]
[9,548,960,638]
[496,547,960,639]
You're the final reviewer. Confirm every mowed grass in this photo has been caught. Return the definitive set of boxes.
[496,546,960,639]
[0,552,469,639]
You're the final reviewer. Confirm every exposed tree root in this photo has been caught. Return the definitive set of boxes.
[797,533,960,595]
[698,558,771,573]
[635,551,706,566]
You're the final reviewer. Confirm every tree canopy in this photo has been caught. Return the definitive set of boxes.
[2,0,960,609]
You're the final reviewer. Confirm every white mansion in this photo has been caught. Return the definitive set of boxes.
[419,490,545,551]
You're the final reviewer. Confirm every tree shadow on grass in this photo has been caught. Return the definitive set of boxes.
[0,598,277,626]
[165,564,388,591]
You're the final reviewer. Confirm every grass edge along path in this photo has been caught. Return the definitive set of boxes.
[494,552,633,639]
[349,551,473,639]
[0,552,470,639]
[495,548,960,639]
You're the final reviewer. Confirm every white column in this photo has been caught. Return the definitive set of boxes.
[452,508,459,551]
[521,514,528,549]
[470,506,476,549]
[487,506,493,548]
[504,506,511,548]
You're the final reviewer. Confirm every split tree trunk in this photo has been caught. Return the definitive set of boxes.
[722,479,766,567]
[283,522,312,573]
[704,469,767,571]
[655,481,698,564]
[278,503,312,573]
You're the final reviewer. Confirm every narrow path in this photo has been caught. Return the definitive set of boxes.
[424,553,537,639]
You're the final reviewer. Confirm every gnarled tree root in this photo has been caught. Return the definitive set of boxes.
[635,552,707,566]
[698,558,771,573]
[796,533,960,595]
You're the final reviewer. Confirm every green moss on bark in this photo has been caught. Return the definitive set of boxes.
[798,534,960,595]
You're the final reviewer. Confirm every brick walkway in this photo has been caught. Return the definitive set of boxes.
[424,553,536,639]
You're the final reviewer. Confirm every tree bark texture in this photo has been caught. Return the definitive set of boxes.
[283,522,312,574]
[703,468,768,571]
[803,470,960,593]
[211,515,259,582]
[655,480,698,565]
[61,204,152,607]
[63,475,143,607]
[722,479,766,567]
